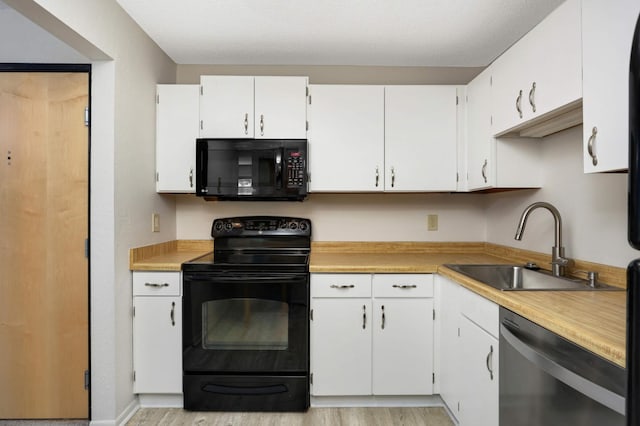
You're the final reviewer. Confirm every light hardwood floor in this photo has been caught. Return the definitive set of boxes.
[126,407,454,426]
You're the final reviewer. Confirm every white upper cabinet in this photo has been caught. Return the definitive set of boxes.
[199,76,254,138]
[384,86,458,191]
[199,76,308,139]
[307,85,385,192]
[155,84,200,193]
[254,76,308,139]
[582,0,640,172]
[465,68,494,191]
[492,0,582,138]
[465,69,542,191]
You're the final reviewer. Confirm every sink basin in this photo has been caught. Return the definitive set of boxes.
[444,264,622,291]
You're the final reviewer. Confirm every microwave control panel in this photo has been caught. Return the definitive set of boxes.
[286,151,306,188]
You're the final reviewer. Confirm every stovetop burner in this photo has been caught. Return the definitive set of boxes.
[182,216,311,273]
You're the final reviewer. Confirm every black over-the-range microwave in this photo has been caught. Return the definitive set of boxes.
[195,138,308,201]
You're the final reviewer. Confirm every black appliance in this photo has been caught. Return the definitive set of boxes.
[182,216,311,412]
[195,139,308,201]
[630,12,640,426]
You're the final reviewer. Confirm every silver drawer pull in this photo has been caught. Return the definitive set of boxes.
[392,284,417,289]
[330,284,355,289]
[486,345,494,380]
[144,282,170,288]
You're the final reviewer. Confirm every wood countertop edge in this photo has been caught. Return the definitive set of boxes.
[129,239,212,271]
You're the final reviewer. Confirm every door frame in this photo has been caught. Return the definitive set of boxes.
[0,62,92,419]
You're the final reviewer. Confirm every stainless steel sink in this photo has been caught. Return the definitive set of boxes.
[444,264,622,291]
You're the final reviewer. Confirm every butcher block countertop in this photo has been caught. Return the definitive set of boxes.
[130,240,627,367]
[129,240,212,271]
[311,241,627,368]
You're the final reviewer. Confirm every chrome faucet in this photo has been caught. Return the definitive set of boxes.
[514,202,570,277]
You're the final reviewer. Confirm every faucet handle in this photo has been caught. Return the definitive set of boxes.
[574,270,599,288]
[551,257,572,267]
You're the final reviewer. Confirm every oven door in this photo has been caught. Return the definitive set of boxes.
[182,271,309,374]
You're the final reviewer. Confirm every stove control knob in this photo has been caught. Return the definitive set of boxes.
[299,221,308,232]
[289,221,298,230]
[224,222,232,231]
[213,221,224,232]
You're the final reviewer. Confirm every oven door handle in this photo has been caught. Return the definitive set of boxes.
[500,322,626,415]
[202,383,288,396]
[184,273,305,282]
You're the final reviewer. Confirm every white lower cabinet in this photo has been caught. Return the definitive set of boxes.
[132,272,182,394]
[310,273,434,396]
[436,275,498,426]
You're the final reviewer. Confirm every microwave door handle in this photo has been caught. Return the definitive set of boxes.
[275,150,283,189]
[196,142,207,194]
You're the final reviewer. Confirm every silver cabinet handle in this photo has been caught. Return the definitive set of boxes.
[259,114,264,136]
[330,284,355,289]
[362,305,367,330]
[244,113,249,135]
[528,82,536,113]
[587,126,598,166]
[391,167,396,188]
[170,301,175,327]
[375,167,379,187]
[392,284,417,289]
[481,159,488,183]
[486,345,494,380]
[381,305,386,330]
[144,282,169,288]
[189,168,193,188]
[516,90,523,118]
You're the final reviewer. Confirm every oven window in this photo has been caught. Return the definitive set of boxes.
[202,298,289,350]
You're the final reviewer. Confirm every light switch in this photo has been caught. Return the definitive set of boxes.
[152,213,160,232]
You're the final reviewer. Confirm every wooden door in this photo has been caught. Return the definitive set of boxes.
[0,72,89,419]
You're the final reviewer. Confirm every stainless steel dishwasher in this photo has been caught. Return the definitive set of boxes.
[499,308,626,425]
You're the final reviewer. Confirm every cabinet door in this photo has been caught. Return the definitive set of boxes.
[384,86,458,191]
[133,296,182,394]
[436,276,462,418]
[307,85,384,191]
[458,316,499,426]
[200,76,254,138]
[583,0,640,172]
[492,0,581,137]
[155,85,199,193]
[310,298,372,396]
[372,298,433,395]
[466,68,494,190]
[254,76,308,139]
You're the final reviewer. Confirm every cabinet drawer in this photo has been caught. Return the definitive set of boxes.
[311,274,371,298]
[372,274,433,298]
[460,287,499,339]
[133,271,181,296]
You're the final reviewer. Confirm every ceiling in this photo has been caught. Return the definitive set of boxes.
[116,0,565,67]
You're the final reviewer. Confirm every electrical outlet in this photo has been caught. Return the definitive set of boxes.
[427,214,438,231]
[152,213,160,232]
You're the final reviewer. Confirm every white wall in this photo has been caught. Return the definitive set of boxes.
[486,125,637,268]
[176,193,487,241]
[4,1,178,424]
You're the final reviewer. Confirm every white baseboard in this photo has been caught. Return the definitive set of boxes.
[138,394,183,408]
[311,395,444,408]
[116,398,140,426]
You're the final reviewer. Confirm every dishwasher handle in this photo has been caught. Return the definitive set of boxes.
[500,322,626,416]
